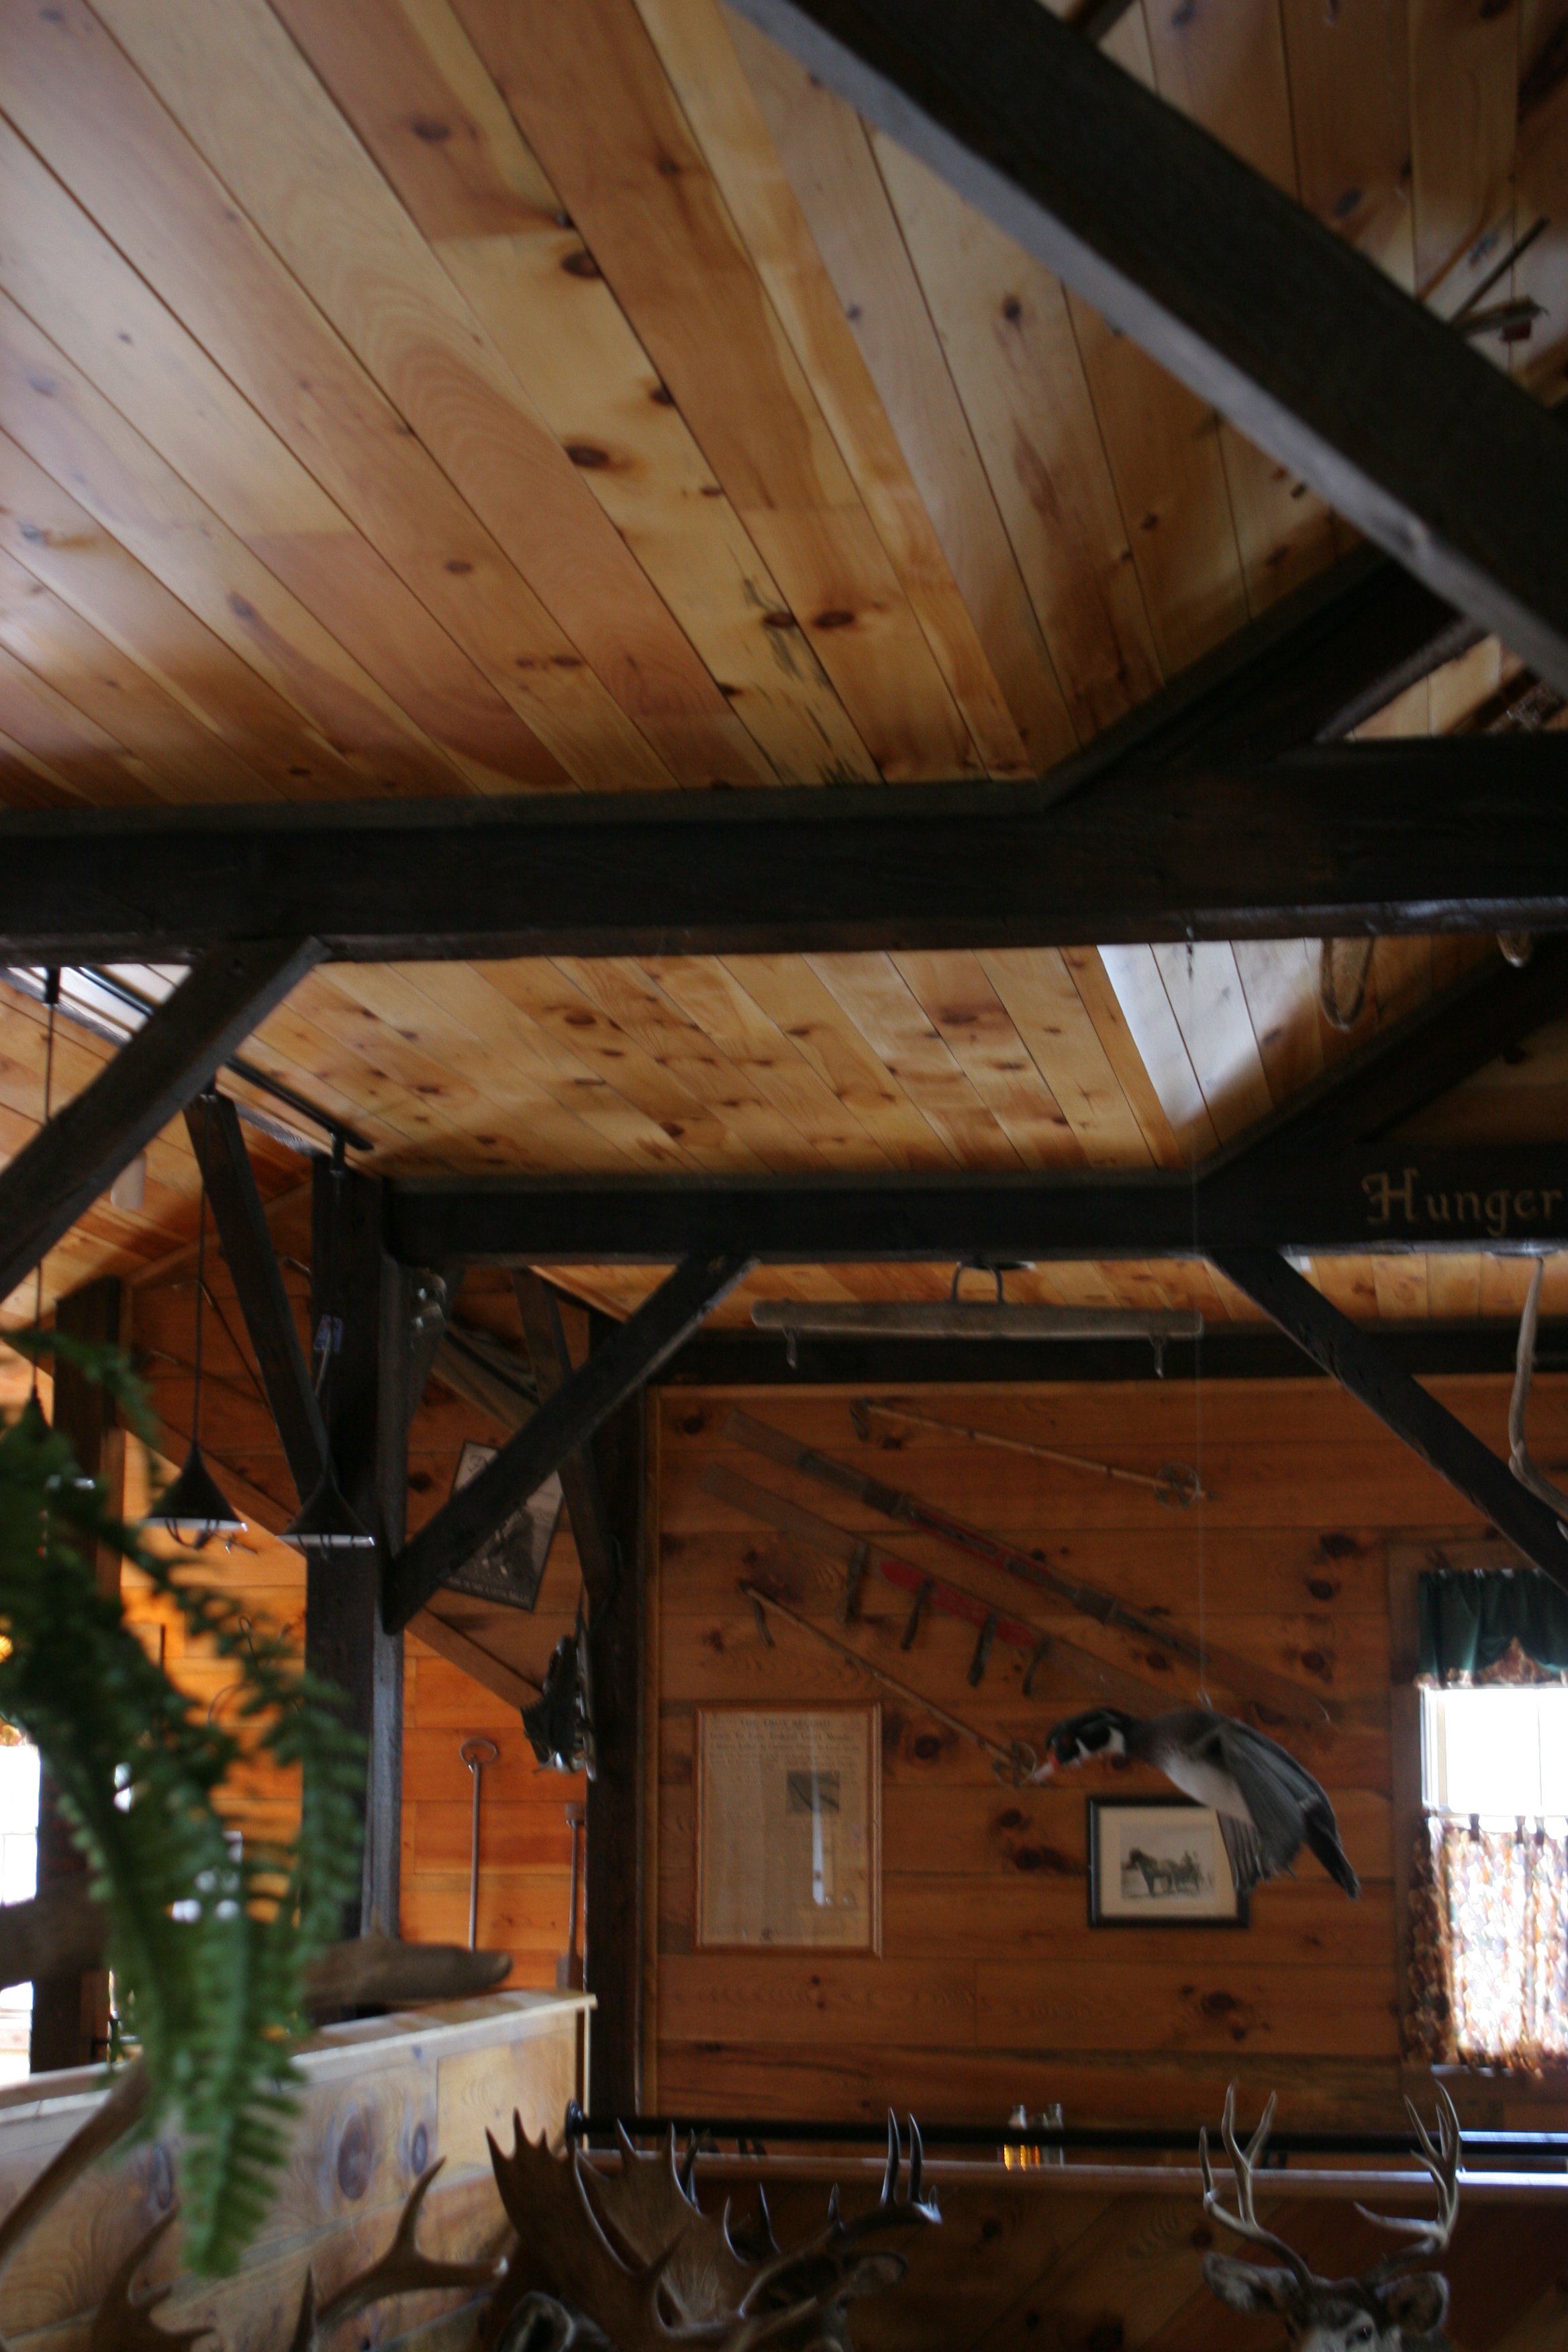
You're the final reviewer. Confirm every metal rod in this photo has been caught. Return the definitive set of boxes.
[459,1737,498,1951]
[853,1397,1206,1502]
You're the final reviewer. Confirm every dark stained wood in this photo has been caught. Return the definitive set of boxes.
[6,748,1568,960]
[385,1142,1568,1266]
[383,1252,755,1633]
[584,1344,646,2116]
[728,0,1568,695]
[1212,1246,1568,1589]
[30,1275,121,2074]
[184,1091,326,1504]
[513,1271,619,1612]
[0,940,321,1305]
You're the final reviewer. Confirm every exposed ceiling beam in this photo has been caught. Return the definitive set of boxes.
[514,1272,620,1612]
[4,744,1568,961]
[382,1251,754,1630]
[1213,1248,1568,1589]
[726,0,1568,696]
[184,1091,326,1504]
[384,1143,1568,1267]
[0,938,320,1310]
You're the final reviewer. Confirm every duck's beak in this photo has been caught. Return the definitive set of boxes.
[1028,1754,1057,1784]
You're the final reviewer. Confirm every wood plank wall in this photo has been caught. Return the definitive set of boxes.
[650,1374,1568,2137]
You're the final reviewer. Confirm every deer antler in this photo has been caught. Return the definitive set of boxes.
[1509,1261,1568,1524]
[1357,2087,1463,2284]
[88,2212,214,2352]
[732,2112,940,2348]
[1199,2088,1313,2288]
[289,2160,504,2350]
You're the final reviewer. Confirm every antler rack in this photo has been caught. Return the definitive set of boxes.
[1198,2088,1313,2287]
[1356,2086,1464,2284]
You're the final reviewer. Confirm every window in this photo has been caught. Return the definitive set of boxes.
[0,1739,40,2086]
[1418,1685,1568,2069]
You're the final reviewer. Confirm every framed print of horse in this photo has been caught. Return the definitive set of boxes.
[1088,1797,1251,1928]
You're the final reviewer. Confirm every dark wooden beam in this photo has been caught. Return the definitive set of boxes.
[664,1318,1568,1389]
[0,939,320,1306]
[5,745,1568,962]
[583,1355,646,2115]
[385,1143,1568,1268]
[1212,1248,1568,1589]
[728,0,1568,695]
[383,1252,754,1632]
[31,1275,121,2073]
[513,1272,620,1611]
[304,1160,401,1944]
[184,1091,326,1504]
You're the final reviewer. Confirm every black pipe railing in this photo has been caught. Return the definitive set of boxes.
[564,2107,1568,2173]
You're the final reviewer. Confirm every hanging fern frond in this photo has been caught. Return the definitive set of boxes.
[0,1333,364,2273]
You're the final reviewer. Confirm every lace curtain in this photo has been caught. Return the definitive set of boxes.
[1410,1818,1568,2070]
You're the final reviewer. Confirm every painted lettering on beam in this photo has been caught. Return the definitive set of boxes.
[1363,1167,1566,1240]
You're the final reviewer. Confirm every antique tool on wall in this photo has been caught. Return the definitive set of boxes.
[724,1410,1331,1729]
[708,1461,1167,1712]
[741,1581,1038,1783]
[522,1603,597,1776]
[853,1397,1206,1507]
[459,1736,498,1951]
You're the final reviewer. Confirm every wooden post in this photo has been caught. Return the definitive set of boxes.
[583,1314,646,2116]
[30,1277,122,2073]
[305,1159,401,1945]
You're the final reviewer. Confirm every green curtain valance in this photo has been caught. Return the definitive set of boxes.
[1418,1567,1568,1682]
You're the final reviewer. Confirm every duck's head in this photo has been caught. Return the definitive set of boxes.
[1031,1708,1136,1780]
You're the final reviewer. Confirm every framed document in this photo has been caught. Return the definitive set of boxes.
[697,1707,880,1951]
[1087,1797,1248,1928]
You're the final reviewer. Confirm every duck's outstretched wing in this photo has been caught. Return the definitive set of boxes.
[1215,1808,1265,1898]
[1213,1720,1360,1899]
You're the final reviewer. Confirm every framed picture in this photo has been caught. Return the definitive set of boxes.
[440,1438,562,1612]
[697,1706,880,1951]
[1087,1797,1249,1928]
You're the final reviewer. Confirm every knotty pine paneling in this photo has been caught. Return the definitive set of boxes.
[648,1374,1568,2136]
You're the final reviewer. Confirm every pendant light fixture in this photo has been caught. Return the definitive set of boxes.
[144,1091,245,1549]
[284,1139,375,1556]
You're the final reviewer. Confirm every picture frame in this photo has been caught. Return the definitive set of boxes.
[696,1705,881,1953]
[439,1438,562,1612]
[1086,1796,1249,1928]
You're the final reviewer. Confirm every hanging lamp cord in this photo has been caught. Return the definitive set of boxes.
[30,970,60,1403]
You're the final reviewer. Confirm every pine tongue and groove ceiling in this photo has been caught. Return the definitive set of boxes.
[1,0,1567,1341]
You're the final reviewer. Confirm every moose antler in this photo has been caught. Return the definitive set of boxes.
[1199,2088,1313,2287]
[289,2160,504,2350]
[88,2212,213,2352]
[1357,2087,1463,2284]
[1509,1261,1568,1524]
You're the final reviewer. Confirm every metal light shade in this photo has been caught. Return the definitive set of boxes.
[143,1440,246,1549]
[284,1463,376,1555]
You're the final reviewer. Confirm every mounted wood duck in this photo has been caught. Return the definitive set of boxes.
[1032,1706,1360,1899]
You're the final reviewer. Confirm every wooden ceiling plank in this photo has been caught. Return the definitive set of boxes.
[0,118,567,800]
[1056,946,1183,1171]
[1231,939,1324,1110]
[868,134,1162,746]
[0,285,477,803]
[806,951,1024,1168]
[99,0,771,794]
[731,0,1568,693]
[889,949,1089,1168]
[383,959,701,1175]
[973,948,1155,1169]
[1149,940,1276,1146]
[456,0,979,783]
[1279,0,1416,309]
[725,17,1076,773]
[1425,1250,1483,1323]
[1408,0,1519,319]
[551,954,844,1171]
[269,0,877,792]
[718,954,959,1171]
[1059,7,1251,677]
[0,635,158,807]
[634,955,898,1166]
[0,432,366,801]
[0,542,275,805]
[472,959,775,1175]
[1369,1250,1430,1322]
[0,0,667,792]
[1093,946,1220,1164]
[1141,0,1339,618]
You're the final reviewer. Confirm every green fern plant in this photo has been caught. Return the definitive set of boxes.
[0,1334,365,2272]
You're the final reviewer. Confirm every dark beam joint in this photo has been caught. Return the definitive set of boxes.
[184,1091,326,1503]
[0,938,320,1306]
[513,1272,620,1612]
[728,0,1568,693]
[383,1251,754,1633]
[1212,1248,1568,1592]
